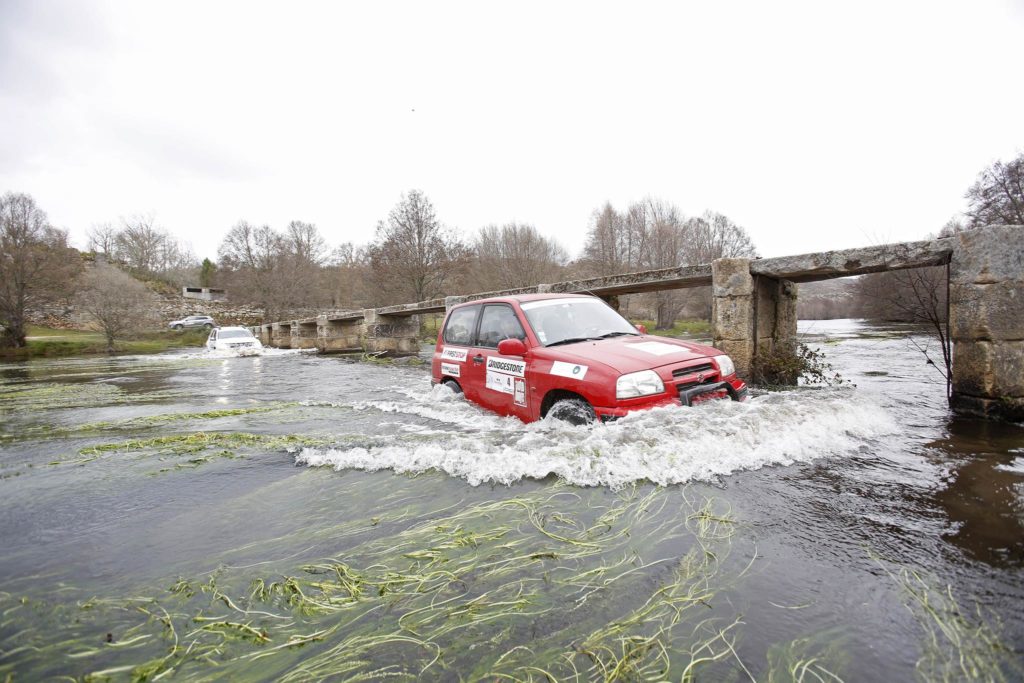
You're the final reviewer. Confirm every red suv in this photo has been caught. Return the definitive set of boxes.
[431,294,748,424]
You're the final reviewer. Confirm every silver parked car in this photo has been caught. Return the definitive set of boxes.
[169,315,215,331]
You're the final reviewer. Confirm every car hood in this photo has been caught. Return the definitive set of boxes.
[531,335,722,375]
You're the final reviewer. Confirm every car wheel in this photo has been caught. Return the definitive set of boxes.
[547,398,596,426]
[172,324,183,331]
[442,379,463,395]
[203,323,213,329]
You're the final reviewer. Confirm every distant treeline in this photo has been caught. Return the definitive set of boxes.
[2,153,1021,347]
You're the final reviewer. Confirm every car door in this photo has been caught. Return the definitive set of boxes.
[438,304,481,401]
[470,304,530,418]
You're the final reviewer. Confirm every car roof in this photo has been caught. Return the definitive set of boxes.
[215,326,249,331]
[452,293,594,309]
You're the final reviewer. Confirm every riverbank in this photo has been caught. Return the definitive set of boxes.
[0,325,209,359]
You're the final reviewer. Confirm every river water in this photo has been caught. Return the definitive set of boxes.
[0,320,1021,681]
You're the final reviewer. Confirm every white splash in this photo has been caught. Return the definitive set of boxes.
[296,385,900,488]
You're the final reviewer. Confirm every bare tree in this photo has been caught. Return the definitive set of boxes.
[366,190,469,304]
[218,221,288,321]
[682,211,758,263]
[324,242,372,310]
[632,199,687,328]
[76,265,159,353]
[471,222,568,291]
[114,214,165,273]
[582,202,629,274]
[86,223,118,255]
[0,192,82,348]
[965,152,1024,227]
[103,214,197,284]
[217,220,332,320]
[581,200,758,327]
[284,221,327,266]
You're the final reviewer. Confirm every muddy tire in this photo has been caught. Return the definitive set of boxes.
[172,324,183,331]
[203,323,213,329]
[548,398,596,426]
[442,379,463,395]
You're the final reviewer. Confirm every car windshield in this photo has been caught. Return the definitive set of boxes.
[521,298,638,346]
[218,329,253,339]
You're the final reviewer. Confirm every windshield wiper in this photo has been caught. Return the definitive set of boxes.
[546,337,598,347]
[596,331,638,339]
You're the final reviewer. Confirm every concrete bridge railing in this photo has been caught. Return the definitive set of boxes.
[253,225,1023,422]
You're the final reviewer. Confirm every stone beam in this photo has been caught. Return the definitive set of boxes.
[548,264,712,296]
[323,310,364,322]
[375,299,447,317]
[752,239,952,283]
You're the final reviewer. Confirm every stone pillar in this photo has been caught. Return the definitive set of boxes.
[291,319,318,350]
[754,276,798,355]
[362,309,421,356]
[949,225,1024,421]
[270,322,292,348]
[712,258,754,379]
[317,315,362,353]
[712,258,799,383]
[260,324,272,346]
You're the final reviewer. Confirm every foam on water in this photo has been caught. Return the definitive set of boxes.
[140,347,315,362]
[296,385,900,488]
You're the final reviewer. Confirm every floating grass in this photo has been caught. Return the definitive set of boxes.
[879,562,1020,683]
[51,432,331,469]
[0,487,765,682]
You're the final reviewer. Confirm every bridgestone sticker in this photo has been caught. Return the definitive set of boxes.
[485,357,526,377]
[485,356,526,396]
[630,341,687,357]
[441,362,461,377]
[441,346,468,362]
[550,361,588,380]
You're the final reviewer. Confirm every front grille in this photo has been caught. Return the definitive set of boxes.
[672,362,714,379]
[672,362,720,394]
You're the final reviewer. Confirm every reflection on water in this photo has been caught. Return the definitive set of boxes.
[0,321,1021,681]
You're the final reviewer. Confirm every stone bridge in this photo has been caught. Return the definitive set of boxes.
[254,225,1023,421]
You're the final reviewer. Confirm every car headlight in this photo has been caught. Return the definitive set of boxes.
[616,370,665,399]
[713,354,735,377]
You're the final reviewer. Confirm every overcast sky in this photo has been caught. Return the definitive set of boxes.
[2,1,1022,261]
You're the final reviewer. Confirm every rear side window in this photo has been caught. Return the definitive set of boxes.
[476,305,526,348]
[443,305,479,345]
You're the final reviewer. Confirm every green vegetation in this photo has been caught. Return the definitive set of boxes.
[420,314,443,344]
[633,319,712,338]
[61,431,329,469]
[0,488,771,681]
[879,560,1020,683]
[751,342,851,388]
[1,325,209,359]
